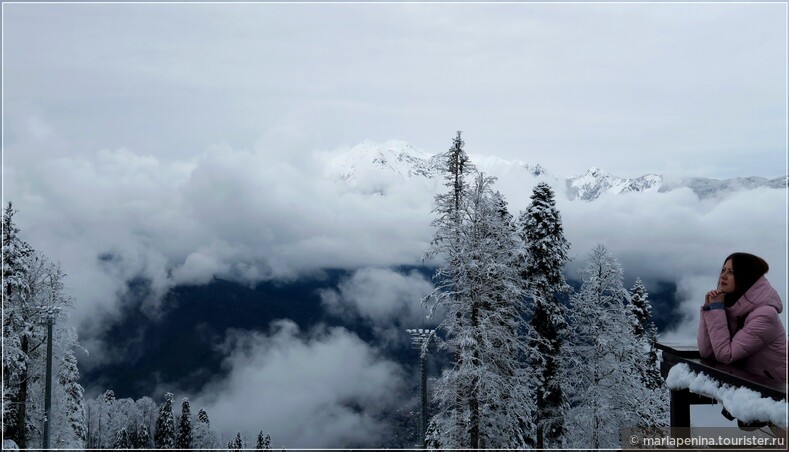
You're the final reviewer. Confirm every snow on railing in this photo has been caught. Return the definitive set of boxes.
[666,363,787,427]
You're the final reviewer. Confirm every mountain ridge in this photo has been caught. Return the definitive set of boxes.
[327,140,787,201]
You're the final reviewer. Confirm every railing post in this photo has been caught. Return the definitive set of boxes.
[670,388,692,428]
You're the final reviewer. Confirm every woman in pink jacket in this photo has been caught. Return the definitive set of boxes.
[697,252,787,383]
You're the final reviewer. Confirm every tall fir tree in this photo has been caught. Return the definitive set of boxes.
[628,278,662,390]
[176,398,192,449]
[99,390,116,448]
[518,182,571,448]
[423,131,475,446]
[154,392,176,449]
[2,202,33,447]
[425,159,534,448]
[193,407,218,449]
[54,351,87,448]
[563,245,643,449]
[627,278,669,428]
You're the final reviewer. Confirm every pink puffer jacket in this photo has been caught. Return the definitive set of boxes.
[697,276,787,383]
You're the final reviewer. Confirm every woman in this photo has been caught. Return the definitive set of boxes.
[697,252,786,383]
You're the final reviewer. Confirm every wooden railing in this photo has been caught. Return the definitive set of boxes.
[657,342,786,428]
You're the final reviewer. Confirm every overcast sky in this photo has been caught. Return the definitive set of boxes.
[3,2,787,446]
[4,2,786,179]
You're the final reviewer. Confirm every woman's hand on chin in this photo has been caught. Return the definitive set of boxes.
[705,289,724,305]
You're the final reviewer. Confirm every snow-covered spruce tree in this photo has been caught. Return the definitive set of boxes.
[193,407,219,449]
[176,398,192,449]
[627,278,668,428]
[255,431,272,451]
[423,131,475,446]
[154,392,176,449]
[53,350,87,448]
[518,182,571,449]
[424,418,441,450]
[424,163,534,448]
[563,245,643,449]
[228,432,243,451]
[104,390,117,446]
[197,407,210,425]
[136,423,152,449]
[2,202,34,447]
[628,278,662,391]
[112,426,131,451]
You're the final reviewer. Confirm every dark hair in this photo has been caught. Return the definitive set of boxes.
[723,252,769,307]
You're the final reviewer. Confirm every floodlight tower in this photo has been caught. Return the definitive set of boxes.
[38,305,61,450]
[406,328,434,446]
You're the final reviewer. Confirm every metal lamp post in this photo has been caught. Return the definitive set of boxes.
[38,305,60,450]
[406,328,434,447]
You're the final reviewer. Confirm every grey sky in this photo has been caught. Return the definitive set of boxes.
[4,2,786,179]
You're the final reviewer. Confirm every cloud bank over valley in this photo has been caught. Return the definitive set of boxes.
[7,140,785,345]
[22,140,777,446]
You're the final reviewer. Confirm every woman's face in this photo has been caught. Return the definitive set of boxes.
[719,259,736,293]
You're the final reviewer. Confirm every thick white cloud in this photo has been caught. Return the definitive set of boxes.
[320,267,436,346]
[7,143,436,336]
[6,141,785,354]
[191,320,408,448]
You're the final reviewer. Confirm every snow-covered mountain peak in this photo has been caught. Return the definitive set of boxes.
[328,139,786,201]
[586,166,604,176]
[327,139,442,183]
[565,166,665,201]
[354,139,432,160]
